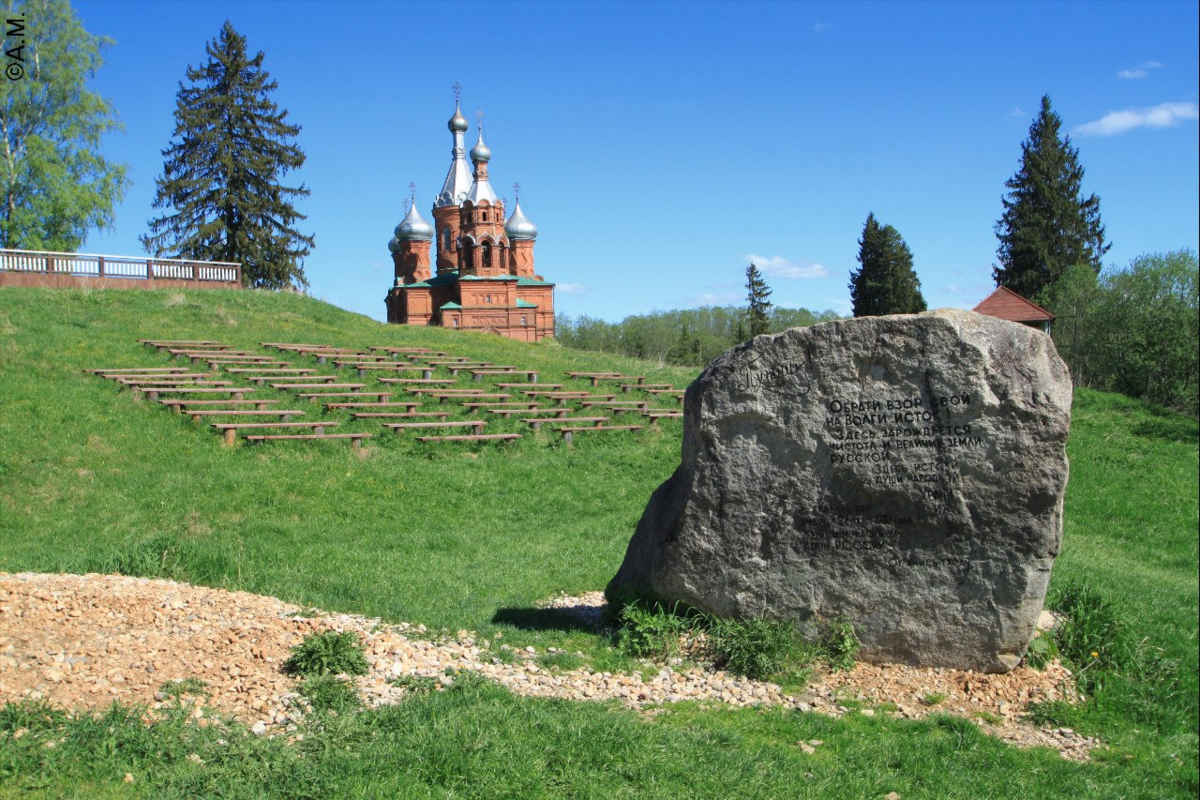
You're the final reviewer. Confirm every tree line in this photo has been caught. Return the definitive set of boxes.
[555,303,840,368]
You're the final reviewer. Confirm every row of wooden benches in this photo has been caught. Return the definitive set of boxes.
[90,365,670,446]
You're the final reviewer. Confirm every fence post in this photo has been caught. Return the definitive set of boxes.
[98,256,105,278]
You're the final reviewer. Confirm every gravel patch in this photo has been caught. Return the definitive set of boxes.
[0,573,1098,760]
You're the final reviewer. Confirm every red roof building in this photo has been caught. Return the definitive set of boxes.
[973,286,1055,333]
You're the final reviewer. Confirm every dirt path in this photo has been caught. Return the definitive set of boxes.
[0,572,1098,759]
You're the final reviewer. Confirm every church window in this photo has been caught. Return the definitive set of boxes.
[485,294,492,304]
[443,229,452,252]
[520,315,527,326]
[481,241,493,270]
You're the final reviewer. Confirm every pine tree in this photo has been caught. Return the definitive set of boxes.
[993,95,1109,299]
[849,213,926,317]
[0,0,128,250]
[142,21,313,289]
[745,262,773,337]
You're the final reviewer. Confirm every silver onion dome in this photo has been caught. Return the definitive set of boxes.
[505,200,538,241]
[394,203,434,242]
[448,102,469,133]
[470,131,492,163]
[388,236,402,254]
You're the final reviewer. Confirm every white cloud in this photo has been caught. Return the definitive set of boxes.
[1075,101,1199,136]
[691,291,741,306]
[556,282,590,295]
[1006,106,1026,119]
[813,21,833,32]
[742,254,830,279]
[1117,60,1164,80]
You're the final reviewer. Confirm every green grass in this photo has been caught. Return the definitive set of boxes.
[0,286,1196,798]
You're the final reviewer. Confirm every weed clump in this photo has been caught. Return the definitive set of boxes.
[613,600,860,682]
[284,630,369,678]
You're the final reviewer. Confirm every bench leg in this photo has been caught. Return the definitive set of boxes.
[562,430,574,446]
[224,428,236,446]
[529,420,542,432]
[351,435,364,449]
[314,425,325,435]
[423,369,433,380]
[232,391,244,401]
[280,413,294,422]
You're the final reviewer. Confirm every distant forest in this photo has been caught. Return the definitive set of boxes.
[554,306,841,367]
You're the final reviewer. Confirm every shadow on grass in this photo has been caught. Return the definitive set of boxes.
[1132,413,1199,444]
[491,606,607,634]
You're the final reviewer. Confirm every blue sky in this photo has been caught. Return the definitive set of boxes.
[70,0,1199,322]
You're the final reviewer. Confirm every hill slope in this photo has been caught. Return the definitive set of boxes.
[1,286,1196,797]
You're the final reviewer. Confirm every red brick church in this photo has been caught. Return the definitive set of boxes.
[385,88,555,341]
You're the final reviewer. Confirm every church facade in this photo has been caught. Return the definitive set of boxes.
[384,92,555,341]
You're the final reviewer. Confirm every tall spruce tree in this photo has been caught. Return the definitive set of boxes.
[0,0,128,250]
[142,21,313,289]
[849,213,926,317]
[745,262,773,337]
[993,95,1108,299]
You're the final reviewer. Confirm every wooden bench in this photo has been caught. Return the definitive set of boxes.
[331,356,402,365]
[323,401,418,410]
[269,382,367,391]
[521,391,591,406]
[407,388,487,395]
[376,378,455,386]
[367,346,445,356]
[460,402,539,411]
[296,391,391,401]
[471,369,539,383]
[222,367,312,375]
[646,389,686,399]
[118,378,231,387]
[582,375,645,387]
[113,374,219,383]
[161,399,280,412]
[88,367,191,375]
[244,432,371,447]
[245,374,337,386]
[187,409,305,424]
[566,371,620,379]
[445,364,507,375]
[558,425,643,445]
[140,339,223,350]
[384,420,487,434]
[620,383,673,393]
[350,411,449,420]
[136,386,252,401]
[643,411,683,425]
[167,348,254,356]
[522,416,608,432]
[205,360,292,368]
[579,400,649,410]
[495,382,562,390]
[212,421,336,445]
[413,433,521,443]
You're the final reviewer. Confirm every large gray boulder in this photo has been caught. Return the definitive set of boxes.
[607,309,1072,672]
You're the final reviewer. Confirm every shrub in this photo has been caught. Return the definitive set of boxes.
[706,616,808,681]
[614,601,696,660]
[283,630,370,677]
[817,616,860,672]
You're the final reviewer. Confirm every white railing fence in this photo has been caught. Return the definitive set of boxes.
[0,248,241,285]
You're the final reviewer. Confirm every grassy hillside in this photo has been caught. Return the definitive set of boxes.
[1,286,1196,798]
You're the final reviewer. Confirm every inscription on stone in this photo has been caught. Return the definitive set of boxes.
[607,309,1073,672]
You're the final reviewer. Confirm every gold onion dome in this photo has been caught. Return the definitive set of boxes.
[505,200,538,241]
